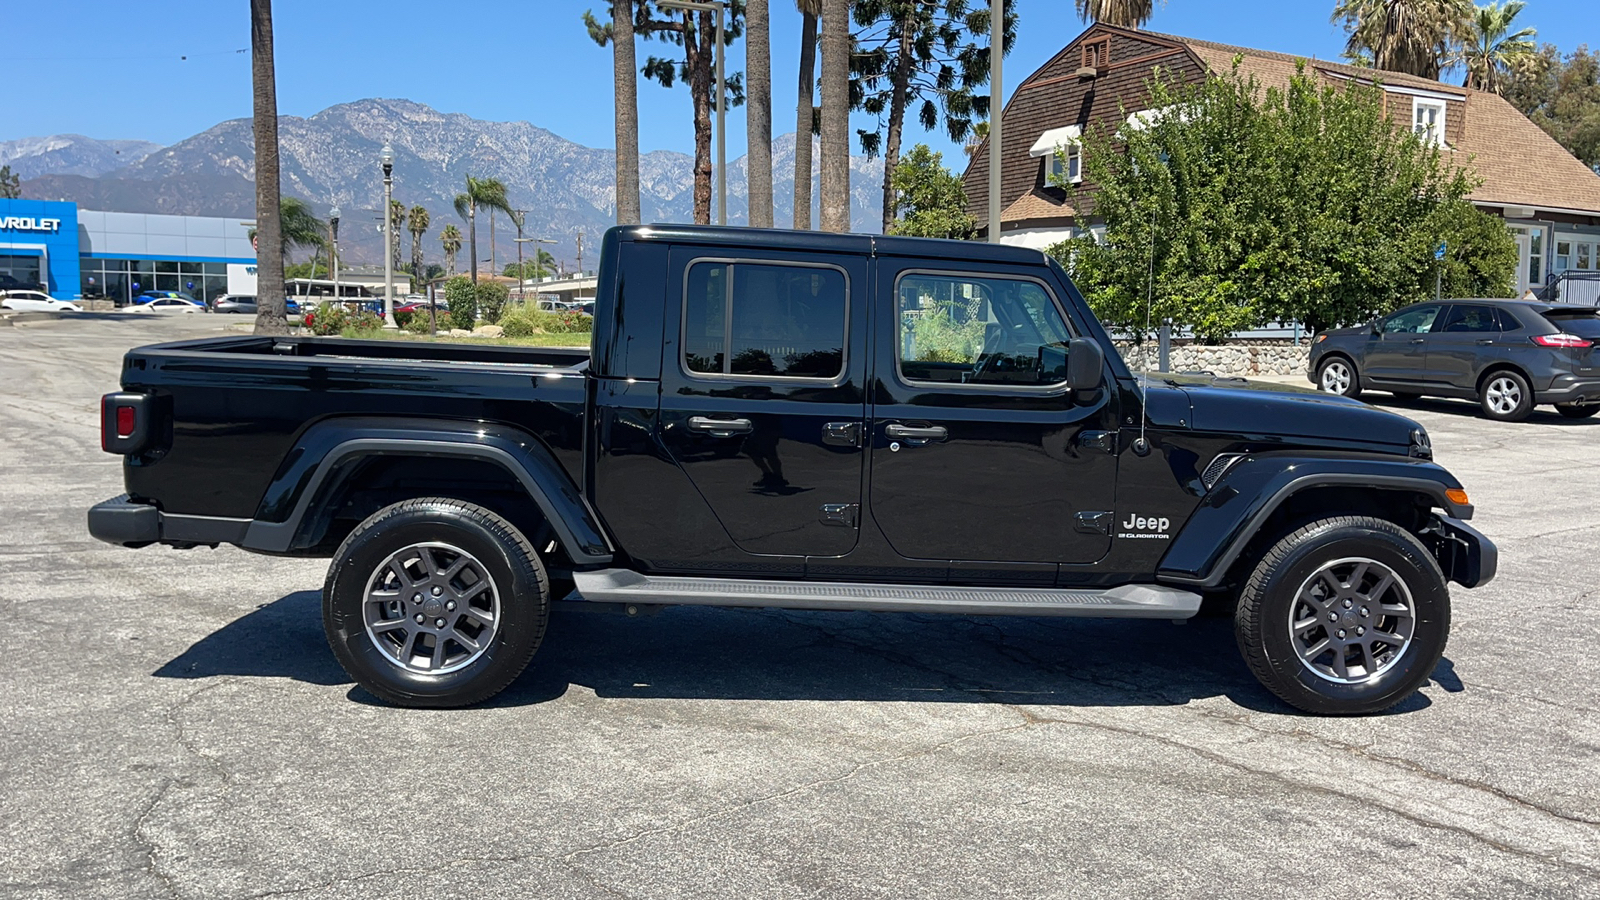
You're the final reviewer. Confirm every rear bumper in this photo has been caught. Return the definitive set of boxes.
[1424,515,1497,589]
[1536,375,1600,406]
[87,494,249,548]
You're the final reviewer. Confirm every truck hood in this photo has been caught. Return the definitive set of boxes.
[1154,374,1422,450]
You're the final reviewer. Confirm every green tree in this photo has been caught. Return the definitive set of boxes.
[0,165,19,199]
[1074,0,1155,29]
[444,275,477,330]
[584,0,643,224]
[408,205,430,279]
[388,200,408,271]
[504,251,556,280]
[476,280,510,325]
[851,0,1015,232]
[439,224,463,275]
[454,176,515,285]
[886,144,977,239]
[1333,0,1472,78]
[1505,43,1600,171]
[793,0,821,229]
[250,197,326,266]
[1453,1,1536,93]
[1053,63,1510,341]
[250,0,288,335]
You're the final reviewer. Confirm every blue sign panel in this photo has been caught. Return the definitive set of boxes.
[0,198,81,299]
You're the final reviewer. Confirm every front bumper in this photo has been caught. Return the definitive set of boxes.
[87,494,249,548]
[1424,515,1497,588]
[1536,375,1600,406]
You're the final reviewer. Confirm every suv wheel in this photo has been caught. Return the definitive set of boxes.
[1317,357,1360,397]
[323,497,550,707]
[1235,516,1449,715]
[1555,402,1599,419]
[1479,371,1533,421]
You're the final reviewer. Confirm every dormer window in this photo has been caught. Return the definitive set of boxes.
[1413,98,1446,146]
[1029,125,1083,186]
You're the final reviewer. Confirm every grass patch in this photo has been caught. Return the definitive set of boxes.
[336,326,591,348]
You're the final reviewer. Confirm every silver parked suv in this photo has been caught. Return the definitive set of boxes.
[1309,299,1600,421]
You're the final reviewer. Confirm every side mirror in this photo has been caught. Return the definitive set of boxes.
[1370,317,1382,335]
[1067,337,1104,394]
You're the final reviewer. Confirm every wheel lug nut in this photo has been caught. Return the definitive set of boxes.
[1337,629,1347,639]
[1357,626,1365,636]
[1343,599,1353,609]
[412,593,422,604]
[432,586,443,596]
[1328,612,1339,622]
[435,618,446,628]
[414,614,425,624]
[1360,606,1369,617]
[446,601,456,611]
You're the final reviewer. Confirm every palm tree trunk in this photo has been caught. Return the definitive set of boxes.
[469,202,478,285]
[250,0,287,335]
[489,210,496,275]
[687,11,714,225]
[747,0,774,228]
[794,3,818,230]
[880,15,915,233]
[614,0,642,225]
[818,0,851,233]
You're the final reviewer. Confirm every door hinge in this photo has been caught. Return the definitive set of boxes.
[820,503,860,528]
[1077,430,1116,454]
[822,421,862,447]
[1074,511,1114,535]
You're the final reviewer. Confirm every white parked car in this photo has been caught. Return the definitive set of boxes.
[0,290,83,313]
[121,296,205,314]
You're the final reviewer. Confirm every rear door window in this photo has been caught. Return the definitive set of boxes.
[682,260,848,380]
[1439,304,1500,332]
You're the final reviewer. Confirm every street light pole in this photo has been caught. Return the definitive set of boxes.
[659,0,726,225]
[329,206,341,303]
[380,144,398,327]
[515,236,558,306]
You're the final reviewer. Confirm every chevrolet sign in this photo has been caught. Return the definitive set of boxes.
[1,216,63,233]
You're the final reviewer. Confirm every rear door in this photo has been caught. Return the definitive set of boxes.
[656,247,868,559]
[1426,303,1502,388]
[1364,304,1441,384]
[866,261,1119,566]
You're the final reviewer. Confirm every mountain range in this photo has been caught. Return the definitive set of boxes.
[11,99,888,269]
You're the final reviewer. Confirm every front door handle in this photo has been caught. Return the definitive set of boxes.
[885,423,948,442]
[688,416,754,437]
[1410,338,1426,344]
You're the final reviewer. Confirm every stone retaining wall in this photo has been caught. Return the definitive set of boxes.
[1113,339,1311,377]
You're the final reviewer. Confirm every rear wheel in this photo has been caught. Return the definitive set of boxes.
[1479,370,1533,421]
[1235,516,1449,715]
[323,497,550,707]
[1317,357,1360,398]
[1556,402,1599,419]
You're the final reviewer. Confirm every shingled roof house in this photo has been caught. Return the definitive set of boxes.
[963,24,1600,296]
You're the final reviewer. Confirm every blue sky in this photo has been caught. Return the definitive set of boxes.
[3,1,1595,165]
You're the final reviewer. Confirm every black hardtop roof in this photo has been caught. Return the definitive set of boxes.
[611,223,1050,265]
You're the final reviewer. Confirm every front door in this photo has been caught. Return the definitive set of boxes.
[1364,304,1442,384]
[656,247,868,560]
[867,263,1118,565]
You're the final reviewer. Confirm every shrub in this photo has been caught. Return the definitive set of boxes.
[394,309,414,328]
[404,311,432,334]
[500,313,537,338]
[476,281,509,325]
[345,310,383,333]
[308,302,348,336]
[444,276,477,330]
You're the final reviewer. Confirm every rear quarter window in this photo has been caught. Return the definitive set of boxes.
[1545,313,1600,339]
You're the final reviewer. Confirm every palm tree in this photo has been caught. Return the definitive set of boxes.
[818,0,851,232]
[747,0,774,228]
[279,197,326,265]
[453,175,515,285]
[250,0,287,335]
[408,205,430,281]
[440,225,462,275]
[1334,0,1473,79]
[389,200,407,272]
[794,0,821,229]
[584,1,643,224]
[1453,1,1536,93]
[1074,0,1155,29]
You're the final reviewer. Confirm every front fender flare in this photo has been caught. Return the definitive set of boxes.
[242,416,613,564]
[1157,453,1472,589]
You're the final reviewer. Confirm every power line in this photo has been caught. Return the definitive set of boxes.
[6,48,246,62]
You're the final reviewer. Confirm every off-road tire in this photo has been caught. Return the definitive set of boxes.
[323,497,549,707]
[1235,516,1449,715]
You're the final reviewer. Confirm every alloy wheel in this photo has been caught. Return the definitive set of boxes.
[1288,557,1415,684]
[363,542,501,674]
[1319,361,1352,394]
[1484,376,1523,416]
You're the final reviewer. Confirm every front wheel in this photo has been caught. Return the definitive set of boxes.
[1317,357,1360,398]
[1556,402,1599,419]
[1235,516,1449,715]
[323,497,550,707]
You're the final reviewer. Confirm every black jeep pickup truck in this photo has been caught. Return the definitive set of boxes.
[89,225,1495,714]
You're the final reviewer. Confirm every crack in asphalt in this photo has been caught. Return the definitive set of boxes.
[131,780,180,900]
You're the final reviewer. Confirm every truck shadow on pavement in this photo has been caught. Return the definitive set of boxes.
[155,591,1463,716]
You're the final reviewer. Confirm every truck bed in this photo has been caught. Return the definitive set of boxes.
[118,335,591,519]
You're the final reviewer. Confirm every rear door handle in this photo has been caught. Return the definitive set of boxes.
[1410,338,1426,344]
[688,416,754,436]
[885,424,948,442]
[1475,339,1495,345]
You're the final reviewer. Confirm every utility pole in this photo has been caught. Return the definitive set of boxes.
[576,231,584,275]
[987,0,1003,244]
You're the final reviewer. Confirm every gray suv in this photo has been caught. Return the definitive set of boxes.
[1309,299,1600,421]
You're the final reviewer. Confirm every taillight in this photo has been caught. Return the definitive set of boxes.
[101,392,153,454]
[116,406,136,437]
[1531,333,1593,349]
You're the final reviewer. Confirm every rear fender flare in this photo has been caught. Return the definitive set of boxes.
[242,416,612,563]
[1157,453,1470,589]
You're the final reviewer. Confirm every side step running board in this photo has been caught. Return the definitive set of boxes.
[571,570,1202,619]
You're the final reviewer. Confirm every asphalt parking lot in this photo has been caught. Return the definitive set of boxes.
[3,315,1598,899]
